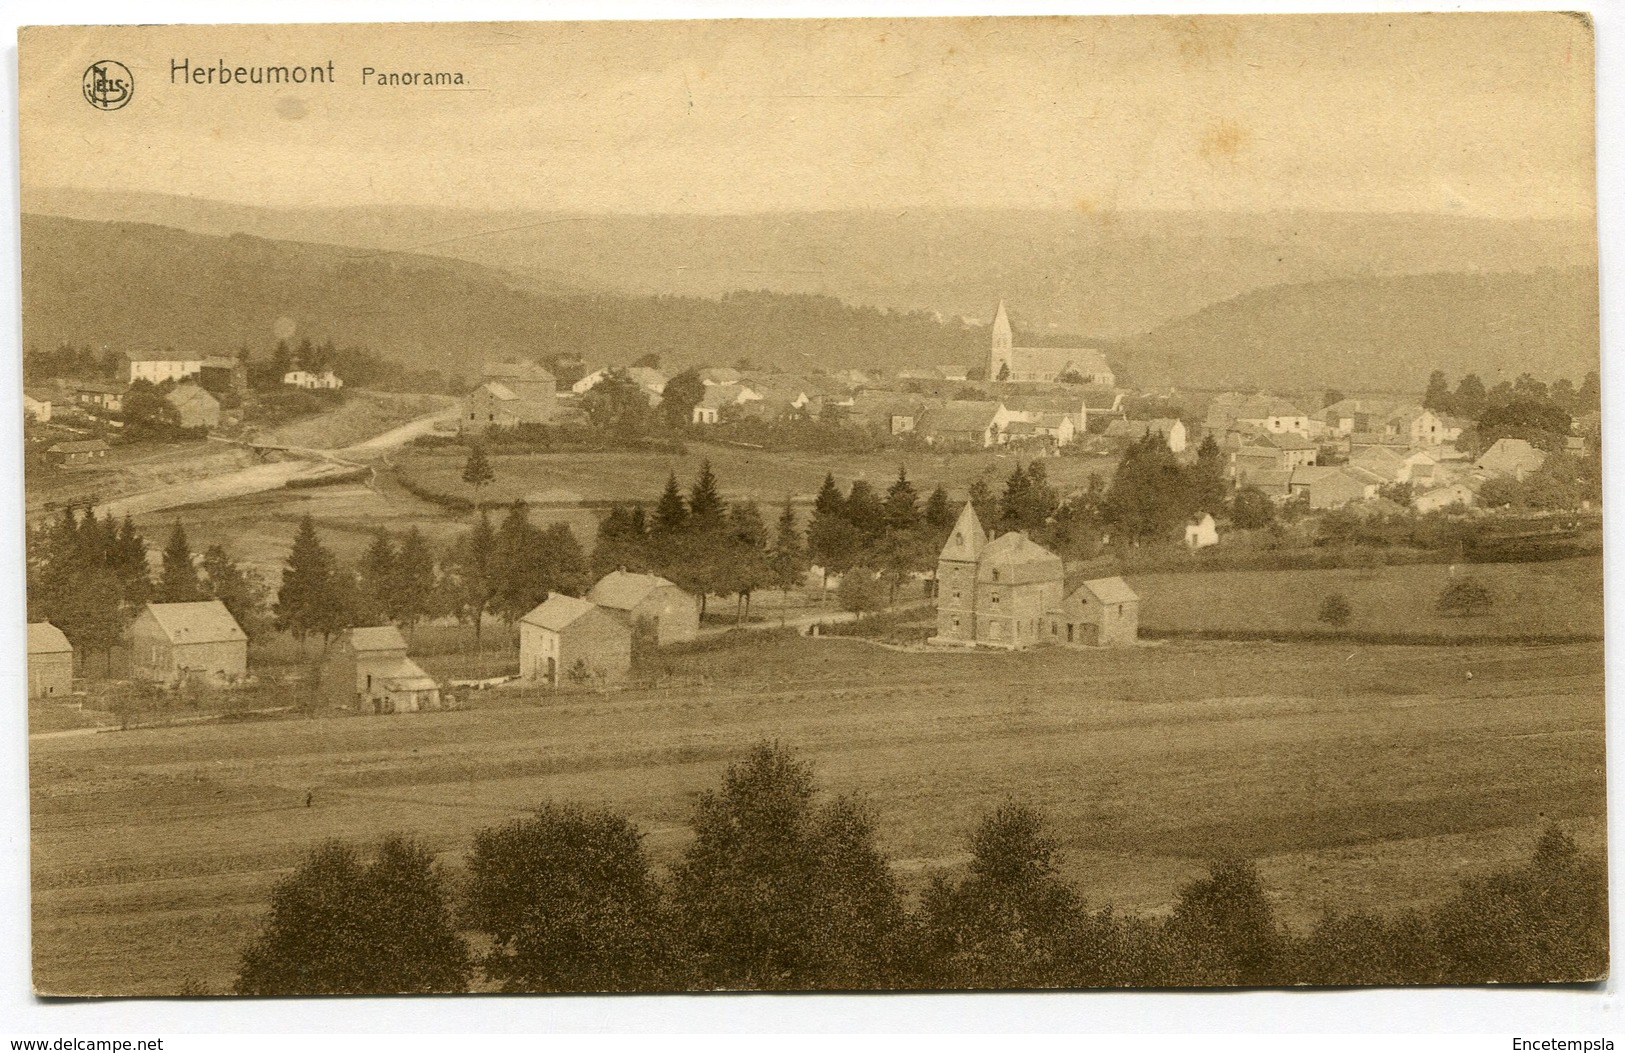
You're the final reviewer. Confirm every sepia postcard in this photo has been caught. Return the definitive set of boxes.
[15,14,1605,997]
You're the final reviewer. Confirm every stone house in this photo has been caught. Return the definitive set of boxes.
[462,361,557,435]
[519,595,632,687]
[1047,576,1140,647]
[586,571,700,647]
[28,622,73,700]
[932,502,1064,650]
[322,626,441,713]
[46,439,110,466]
[165,381,220,430]
[1475,438,1547,481]
[128,600,247,686]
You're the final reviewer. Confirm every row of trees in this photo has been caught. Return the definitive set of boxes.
[1422,369,1596,454]
[235,742,1606,994]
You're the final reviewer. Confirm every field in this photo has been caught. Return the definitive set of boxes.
[31,634,1605,995]
[1134,556,1605,641]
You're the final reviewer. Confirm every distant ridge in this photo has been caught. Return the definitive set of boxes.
[23,186,1596,340]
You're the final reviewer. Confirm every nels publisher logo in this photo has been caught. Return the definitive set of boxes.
[82,60,134,110]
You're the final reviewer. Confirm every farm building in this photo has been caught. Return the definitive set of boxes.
[23,390,52,423]
[587,570,700,646]
[28,622,74,700]
[519,595,632,687]
[1047,577,1140,647]
[919,400,1009,448]
[71,380,124,413]
[128,355,203,385]
[1185,513,1218,550]
[1475,438,1547,481]
[462,361,557,435]
[45,439,110,466]
[1287,466,1376,510]
[128,600,247,686]
[932,502,1065,650]
[1414,482,1477,513]
[321,626,441,714]
[164,381,220,430]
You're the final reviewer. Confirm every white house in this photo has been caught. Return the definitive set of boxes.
[1185,513,1219,550]
[283,370,343,390]
[128,356,204,385]
[571,368,609,395]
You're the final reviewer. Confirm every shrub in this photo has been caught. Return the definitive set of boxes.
[1163,858,1286,986]
[1436,575,1494,616]
[1317,593,1353,628]
[235,836,470,994]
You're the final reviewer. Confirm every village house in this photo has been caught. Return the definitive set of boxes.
[622,367,669,404]
[165,381,220,430]
[932,502,1065,650]
[1047,576,1140,647]
[72,379,124,413]
[1185,513,1219,550]
[1348,445,1409,484]
[919,400,1011,448]
[1384,405,1446,446]
[128,600,248,686]
[1208,393,1310,438]
[321,626,441,714]
[1414,482,1477,513]
[23,389,52,423]
[1287,466,1377,509]
[199,355,249,397]
[283,369,343,390]
[987,302,1114,385]
[463,360,558,435]
[1239,468,1295,501]
[1146,418,1188,453]
[128,354,203,386]
[1079,386,1126,422]
[1003,393,1088,434]
[587,570,701,646]
[45,439,110,466]
[846,391,933,436]
[699,367,743,387]
[519,594,633,687]
[1475,437,1547,481]
[570,368,609,395]
[27,621,74,700]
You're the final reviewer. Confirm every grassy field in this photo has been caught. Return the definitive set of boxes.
[1133,556,1604,641]
[31,634,1605,995]
[394,442,1116,507]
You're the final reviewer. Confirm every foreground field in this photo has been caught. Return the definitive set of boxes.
[31,635,1604,995]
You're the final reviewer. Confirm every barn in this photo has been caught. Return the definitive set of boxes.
[322,626,442,713]
[1048,577,1140,647]
[586,570,700,647]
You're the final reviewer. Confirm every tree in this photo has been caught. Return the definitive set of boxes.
[660,369,707,429]
[121,379,183,439]
[444,512,499,644]
[1000,462,1059,535]
[1104,434,1197,544]
[581,371,656,433]
[538,522,590,598]
[466,805,670,992]
[651,472,689,536]
[276,515,348,646]
[842,479,885,543]
[591,504,650,579]
[769,498,811,616]
[1317,594,1352,628]
[1423,370,1454,414]
[1190,436,1229,515]
[686,460,726,528]
[462,443,495,494]
[837,567,886,618]
[156,522,204,604]
[392,528,437,631]
[1377,481,1415,506]
[356,529,398,625]
[966,478,999,529]
[883,467,921,532]
[667,743,910,989]
[1436,575,1494,616]
[491,502,549,623]
[1230,486,1275,530]
[919,803,1085,988]
[1453,373,1488,420]
[235,836,470,995]
[718,501,772,623]
[202,545,266,638]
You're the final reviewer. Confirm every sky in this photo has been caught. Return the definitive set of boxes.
[18,13,1597,217]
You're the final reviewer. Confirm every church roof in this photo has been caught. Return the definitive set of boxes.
[1010,346,1112,379]
[938,502,987,563]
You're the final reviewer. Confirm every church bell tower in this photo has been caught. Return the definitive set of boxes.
[989,300,1014,381]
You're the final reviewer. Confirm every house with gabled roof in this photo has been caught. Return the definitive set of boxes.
[1475,438,1547,481]
[587,570,699,646]
[165,380,220,430]
[128,600,247,686]
[28,622,73,700]
[463,361,557,435]
[321,625,441,713]
[919,400,1011,448]
[1287,466,1376,509]
[1047,577,1139,647]
[519,594,632,687]
[931,502,1064,650]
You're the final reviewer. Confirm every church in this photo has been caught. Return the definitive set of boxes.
[988,301,1115,386]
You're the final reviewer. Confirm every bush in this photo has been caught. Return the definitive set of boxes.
[1436,575,1495,616]
[235,836,470,994]
[466,804,670,991]
[1317,594,1353,627]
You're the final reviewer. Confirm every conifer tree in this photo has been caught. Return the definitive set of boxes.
[462,442,495,494]
[652,473,689,536]
[203,545,266,638]
[393,528,437,631]
[357,529,398,624]
[769,498,810,616]
[883,467,920,531]
[687,460,726,527]
[445,511,499,644]
[157,522,204,604]
[276,515,341,646]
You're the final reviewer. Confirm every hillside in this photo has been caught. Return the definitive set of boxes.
[20,214,983,376]
[1115,268,1600,392]
[23,187,1596,340]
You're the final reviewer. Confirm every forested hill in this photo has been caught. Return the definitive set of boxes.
[21,214,984,376]
[1115,268,1600,393]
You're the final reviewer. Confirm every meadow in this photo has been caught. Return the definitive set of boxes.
[30,633,1605,995]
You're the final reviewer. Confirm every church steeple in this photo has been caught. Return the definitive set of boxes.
[989,300,1013,381]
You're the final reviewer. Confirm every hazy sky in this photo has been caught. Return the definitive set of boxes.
[19,13,1596,216]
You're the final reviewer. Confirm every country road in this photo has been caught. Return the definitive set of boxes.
[90,406,457,521]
